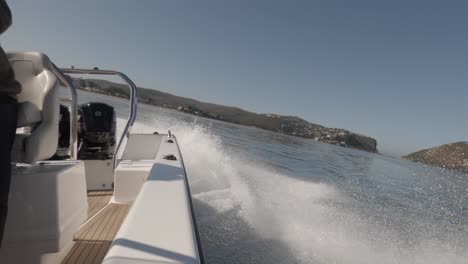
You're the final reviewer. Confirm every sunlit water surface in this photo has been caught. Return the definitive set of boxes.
[76,90,467,264]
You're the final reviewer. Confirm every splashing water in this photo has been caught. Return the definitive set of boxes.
[82,91,467,264]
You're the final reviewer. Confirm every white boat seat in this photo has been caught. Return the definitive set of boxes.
[17,101,41,127]
[7,52,59,163]
[0,161,88,264]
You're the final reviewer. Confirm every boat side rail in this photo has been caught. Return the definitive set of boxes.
[54,67,138,170]
[105,135,205,264]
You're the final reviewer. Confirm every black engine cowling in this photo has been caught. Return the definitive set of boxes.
[78,102,116,159]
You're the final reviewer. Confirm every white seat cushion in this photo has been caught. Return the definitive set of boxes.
[16,101,41,127]
[7,52,59,163]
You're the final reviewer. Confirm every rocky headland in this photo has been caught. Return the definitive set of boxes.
[402,142,468,173]
[72,78,378,153]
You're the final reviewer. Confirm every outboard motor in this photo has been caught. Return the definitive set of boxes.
[78,102,116,159]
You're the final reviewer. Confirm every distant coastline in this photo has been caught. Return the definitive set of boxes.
[70,77,378,153]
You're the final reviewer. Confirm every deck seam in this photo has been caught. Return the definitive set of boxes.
[65,205,114,263]
[75,204,116,263]
[89,205,126,264]
[62,203,131,264]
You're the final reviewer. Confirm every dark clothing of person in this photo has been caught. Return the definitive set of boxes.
[0,45,21,97]
[0,0,20,247]
[0,0,12,35]
[0,95,16,247]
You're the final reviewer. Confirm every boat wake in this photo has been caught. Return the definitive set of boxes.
[116,113,467,264]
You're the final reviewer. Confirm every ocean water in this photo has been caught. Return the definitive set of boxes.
[77,90,467,264]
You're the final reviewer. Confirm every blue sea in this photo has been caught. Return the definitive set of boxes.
[78,90,467,264]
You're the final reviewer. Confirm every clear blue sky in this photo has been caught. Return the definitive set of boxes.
[2,0,467,156]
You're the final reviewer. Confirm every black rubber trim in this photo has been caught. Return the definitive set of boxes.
[177,139,206,264]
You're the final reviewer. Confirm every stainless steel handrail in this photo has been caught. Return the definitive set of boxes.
[59,68,138,170]
[51,63,78,160]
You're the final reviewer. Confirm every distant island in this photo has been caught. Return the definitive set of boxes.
[71,78,378,153]
[402,142,468,174]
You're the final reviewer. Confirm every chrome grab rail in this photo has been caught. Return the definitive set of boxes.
[54,67,138,170]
